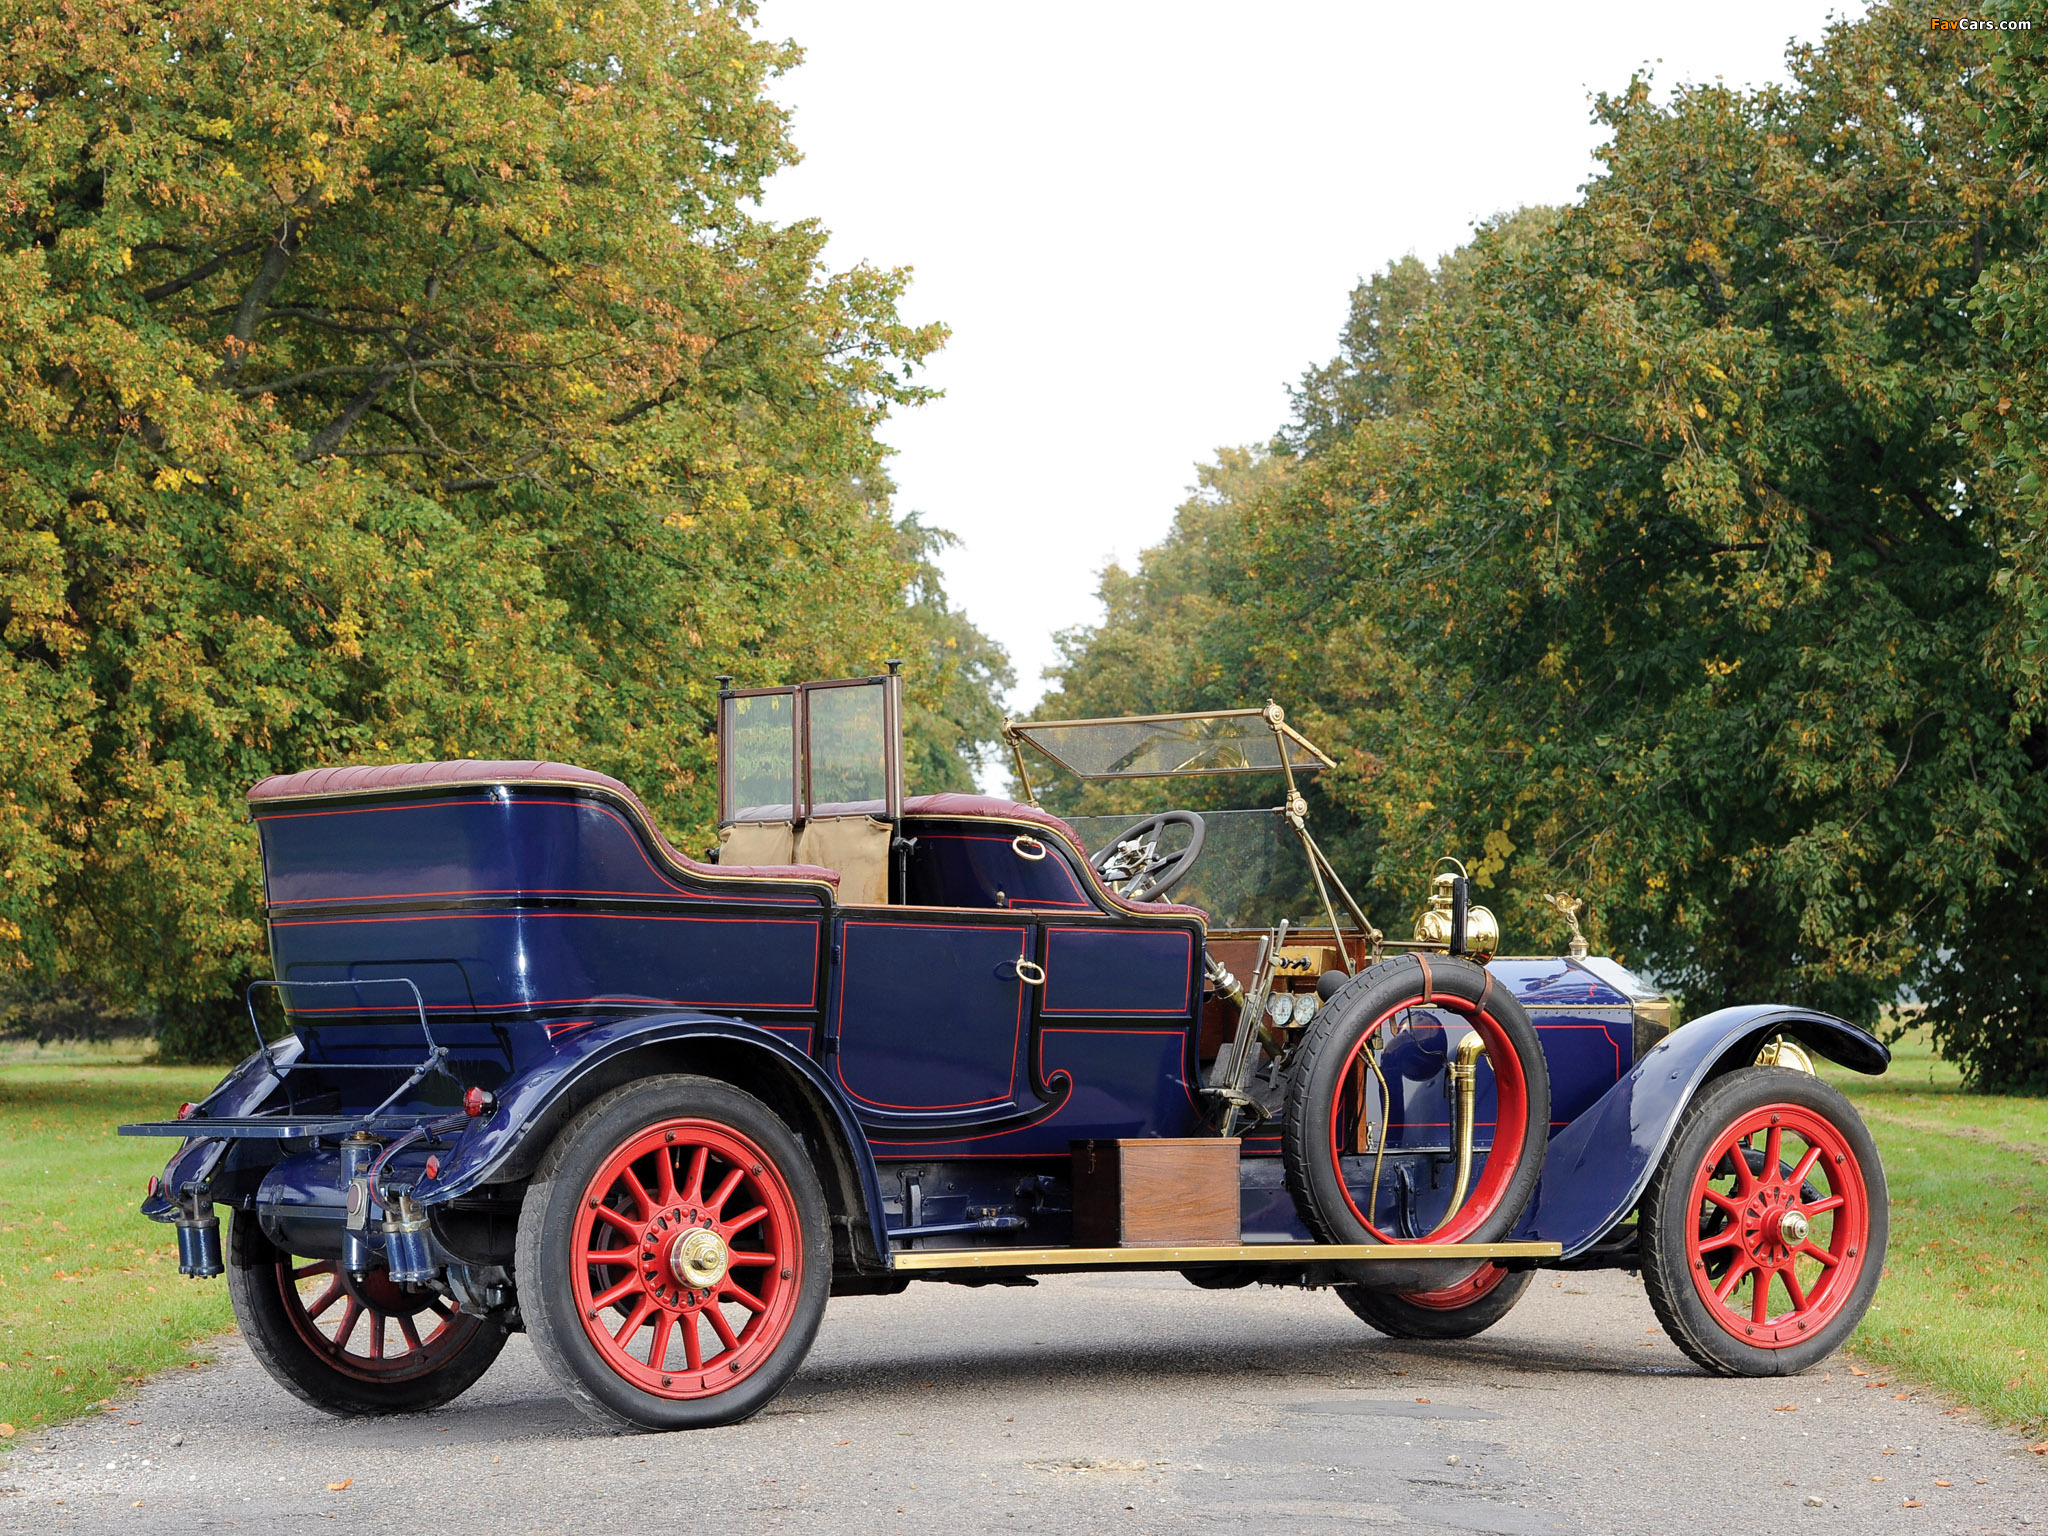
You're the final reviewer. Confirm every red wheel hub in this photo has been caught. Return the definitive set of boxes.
[571,1118,800,1399]
[275,1260,480,1382]
[1684,1103,1870,1348]
[1328,996,1531,1244]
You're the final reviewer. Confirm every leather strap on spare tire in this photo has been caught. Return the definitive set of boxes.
[1281,954,1550,1293]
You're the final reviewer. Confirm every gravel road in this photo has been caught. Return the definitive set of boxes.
[4,1268,2043,1534]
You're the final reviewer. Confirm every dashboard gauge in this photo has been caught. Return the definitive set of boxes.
[1264,992,1295,1027]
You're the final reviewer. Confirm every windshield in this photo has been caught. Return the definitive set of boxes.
[1011,711,1331,780]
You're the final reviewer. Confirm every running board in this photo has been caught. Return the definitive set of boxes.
[889,1240,1562,1271]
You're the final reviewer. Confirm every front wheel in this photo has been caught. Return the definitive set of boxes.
[1640,1065,1887,1376]
[226,1212,506,1416]
[1337,1262,1535,1340]
[516,1074,831,1431]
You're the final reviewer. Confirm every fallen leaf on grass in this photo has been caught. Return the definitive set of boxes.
[327,1479,352,1491]
[1894,1393,1910,1400]
[1849,1366,1867,1377]
[2029,1441,2048,1456]
[0,1424,13,1439]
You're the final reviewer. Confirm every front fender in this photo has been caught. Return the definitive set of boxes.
[1512,1004,1888,1258]
[418,1014,888,1263]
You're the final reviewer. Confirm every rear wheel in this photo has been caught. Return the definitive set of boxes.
[516,1075,831,1431]
[1640,1066,1886,1376]
[226,1211,505,1416]
[1337,1262,1535,1340]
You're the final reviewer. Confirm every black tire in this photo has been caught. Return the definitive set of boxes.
[226,1210,506,1416]
[1178,1265,1258,1290]
[1640,1066,1887,1377]
[516,1074,831,1431]
[1337,1263,1536,1340]
[1283,954,1550,1292]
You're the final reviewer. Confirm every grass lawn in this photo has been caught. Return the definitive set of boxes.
[0,1056,234,1442]
[0,1033,2040,1449]
[1821,1032,2048,1441]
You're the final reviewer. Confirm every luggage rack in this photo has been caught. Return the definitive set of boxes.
[119,977,462,1140]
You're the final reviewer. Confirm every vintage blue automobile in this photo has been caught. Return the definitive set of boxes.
[126,671,1892,1431]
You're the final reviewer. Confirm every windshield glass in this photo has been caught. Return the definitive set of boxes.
[1063,808,1347,929]
[720,691,796,820]
[1014,712,1325,780]
[806,680,890,808]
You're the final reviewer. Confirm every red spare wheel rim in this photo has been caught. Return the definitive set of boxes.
[1684,1102,1871,1348]
[1328,997,1532,1244]
[276,1261,483,1382]
[572,1118,802,1399]
[1399,1262,1512,1310]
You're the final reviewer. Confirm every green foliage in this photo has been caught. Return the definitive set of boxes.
[0,0,1005,1055]
[1042,3,2048,1086]
[0,1064,236,1433]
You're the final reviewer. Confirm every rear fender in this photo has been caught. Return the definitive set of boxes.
[141,1037,305,1221]
[1512,1004,1888,1258]
[420,1014,890,1271]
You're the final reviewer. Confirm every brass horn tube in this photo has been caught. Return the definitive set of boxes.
[1430,1030,1487,1236]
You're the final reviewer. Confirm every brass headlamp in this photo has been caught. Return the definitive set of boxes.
[1413,858,1500,959]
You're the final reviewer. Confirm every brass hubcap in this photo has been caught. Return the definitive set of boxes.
[1778,1209,1810,1248]
[668,1227,729,1290]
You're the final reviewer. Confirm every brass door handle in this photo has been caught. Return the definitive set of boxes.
[1011,834,1047,861]
[1002,959,1046,986]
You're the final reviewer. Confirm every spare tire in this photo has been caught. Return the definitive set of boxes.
[1282,954,1549,1292]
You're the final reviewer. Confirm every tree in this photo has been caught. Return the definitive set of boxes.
[0,0,1000,1058]
[1041,2,2048,1086]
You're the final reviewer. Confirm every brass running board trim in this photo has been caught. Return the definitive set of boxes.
[889,1240,1562,1271]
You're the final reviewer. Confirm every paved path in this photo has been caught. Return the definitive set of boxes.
[4,1269,2043,1534]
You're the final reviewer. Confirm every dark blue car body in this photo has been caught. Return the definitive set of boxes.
[137,763,1886,1281]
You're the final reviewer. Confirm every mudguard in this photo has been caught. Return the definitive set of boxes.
[140,1037,307,1222]
[415,1014,890,1263]
[1511,1004,1888,1258]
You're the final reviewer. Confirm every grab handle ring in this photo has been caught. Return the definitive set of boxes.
[1012,834,1048,861]
[1007,959,1047,987]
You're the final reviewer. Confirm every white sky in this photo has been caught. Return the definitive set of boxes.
[755,0,1865,718]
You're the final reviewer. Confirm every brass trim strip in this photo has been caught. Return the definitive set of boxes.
[889,1240,1563,1271]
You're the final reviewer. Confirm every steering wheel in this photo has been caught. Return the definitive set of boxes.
[1090,811,1207,903]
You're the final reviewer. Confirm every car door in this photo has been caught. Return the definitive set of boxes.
[828,910,1041,1130]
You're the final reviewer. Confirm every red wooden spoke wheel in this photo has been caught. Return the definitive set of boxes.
[569,1118,802,1399]
[277,1259,484,1382]
[1641,1065,1888,1377]
[1335,1260,1537,1340]
[1682,1102,1870,1347]
[225,1210,507,1416]
[1400,1262,1515,1311]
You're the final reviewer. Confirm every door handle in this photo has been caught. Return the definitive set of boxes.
[999,959,1046,986]
[1011,835,1048,861]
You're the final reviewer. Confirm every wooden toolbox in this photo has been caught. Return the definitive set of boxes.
[1071,1138,1242,1247]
